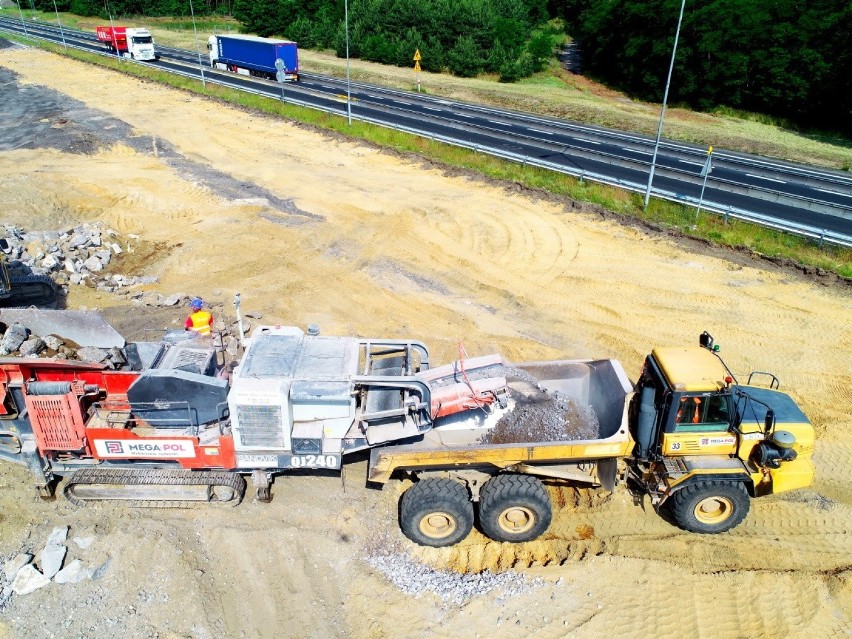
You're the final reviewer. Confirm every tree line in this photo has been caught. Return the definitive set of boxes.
[232,0,559,81]
[29,0,850,134]
[30,0,226,18]
[31,0,561,81]
[552,0,851,135]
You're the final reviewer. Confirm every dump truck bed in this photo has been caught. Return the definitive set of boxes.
[368,359,635,483]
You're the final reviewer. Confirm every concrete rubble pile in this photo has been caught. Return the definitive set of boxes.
[1,525,109,608]
[0,313,250,367]
[0,318,132,365]
[2,222,158,294]
[2,223,258,364]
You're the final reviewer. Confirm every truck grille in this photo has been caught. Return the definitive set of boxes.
[236,405,285,448]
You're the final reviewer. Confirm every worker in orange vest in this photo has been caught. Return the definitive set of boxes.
[185,297,214,336]
[676,396,703,424]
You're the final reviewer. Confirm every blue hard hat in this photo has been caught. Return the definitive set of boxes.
[190,297,203,309]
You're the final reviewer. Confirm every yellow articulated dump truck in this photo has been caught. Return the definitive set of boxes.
[369,332,815,547]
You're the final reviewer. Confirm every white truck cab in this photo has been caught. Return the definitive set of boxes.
[126,28,156,61]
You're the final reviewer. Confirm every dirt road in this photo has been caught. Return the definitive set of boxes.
[0,44,850,638]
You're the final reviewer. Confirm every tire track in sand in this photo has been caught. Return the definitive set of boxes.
[411,203,580,291]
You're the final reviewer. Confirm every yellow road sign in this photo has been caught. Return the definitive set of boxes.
[413,49,421,61]
[414,61,421,72]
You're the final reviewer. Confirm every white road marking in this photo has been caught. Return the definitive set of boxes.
[746,173,786,184]
[455,112,474,117]
[393,100,411,105]
[528,128,554,135]
[488,119,510,126]
[815,188,852,199]
[423,106,443,112]
[626,148,651,155]
[580,140,601,145]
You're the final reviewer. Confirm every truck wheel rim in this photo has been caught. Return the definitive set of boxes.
[497,506,535,534]
[419,512,457,539]
[694,496,734,524]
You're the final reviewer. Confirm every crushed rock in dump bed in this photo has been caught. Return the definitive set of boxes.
[366,553,544,605]
[481,366,600,444]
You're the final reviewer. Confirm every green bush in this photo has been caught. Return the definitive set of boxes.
[447,35,483,78]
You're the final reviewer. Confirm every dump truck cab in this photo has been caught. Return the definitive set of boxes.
[630,332,814,533]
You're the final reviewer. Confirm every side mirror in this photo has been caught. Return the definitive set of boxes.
[764,409,775,434]
[0,238,8,251]
[699,331,714,350]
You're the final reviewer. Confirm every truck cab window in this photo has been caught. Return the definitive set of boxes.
[674,394,730,432]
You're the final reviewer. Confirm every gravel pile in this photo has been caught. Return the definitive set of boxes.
[366,552,543,605]
[480,366,600,444]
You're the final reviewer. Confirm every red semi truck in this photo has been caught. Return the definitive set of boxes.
[96,26,157,61]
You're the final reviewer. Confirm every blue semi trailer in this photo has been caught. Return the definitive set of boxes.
[207,34,299,81]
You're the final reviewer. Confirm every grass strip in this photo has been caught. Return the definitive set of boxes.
[6,30,852,280]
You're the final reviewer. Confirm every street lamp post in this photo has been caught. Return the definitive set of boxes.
[344,0,352,125]
[15,0,28,36]
[643,0,686,210]
[51,0,67,50]
[695,145,713,221]
[106,2,121,62]
[188,0,207,87]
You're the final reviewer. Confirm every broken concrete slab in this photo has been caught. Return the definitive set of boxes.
[39,545,67,579]
[54,560,92,584]
[19,336,46,357]
[45,525,69,547]
[76,346,110,363]
[11,565,50,595]
[91,558,111,580]
[0,323,28,354]
[3,553,33,583]
[72,536,95,550]
[42,335,64,351]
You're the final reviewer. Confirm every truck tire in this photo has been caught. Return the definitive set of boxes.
[399,478,473,547]
[478,474,552,543]
[668,480,750,534]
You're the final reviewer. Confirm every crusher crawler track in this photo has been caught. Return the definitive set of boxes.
[3,275,59,308]
[64,468,247,508]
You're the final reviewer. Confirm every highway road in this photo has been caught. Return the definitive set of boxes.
[2,15,851,246]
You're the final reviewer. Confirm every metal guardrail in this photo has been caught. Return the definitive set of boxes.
[1,18,850,248]
[347,115,852,248]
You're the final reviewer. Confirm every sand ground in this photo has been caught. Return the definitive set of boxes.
[0,45,850,639]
